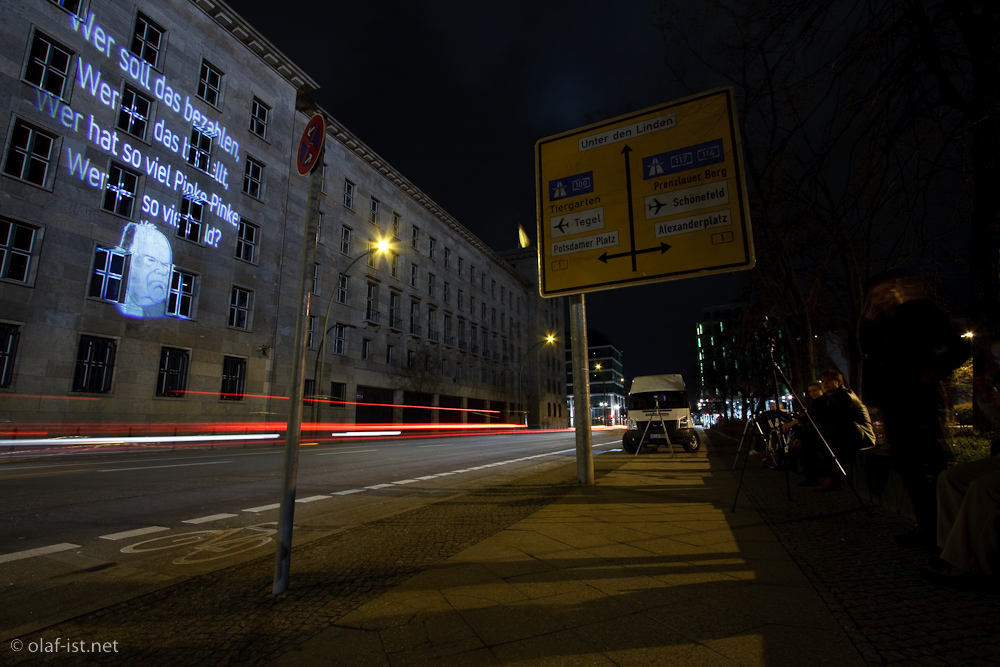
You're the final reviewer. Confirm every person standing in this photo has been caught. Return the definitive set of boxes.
[860,271,970,548]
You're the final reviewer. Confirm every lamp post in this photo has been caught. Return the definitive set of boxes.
[312,239,390,416]
[517,334,555,427]
[594,363,608,425]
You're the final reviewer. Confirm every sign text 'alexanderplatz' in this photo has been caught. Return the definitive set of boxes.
[534,88,755,297]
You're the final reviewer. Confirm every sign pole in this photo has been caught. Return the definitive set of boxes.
[570,294,594,484]
[273,114,325,596]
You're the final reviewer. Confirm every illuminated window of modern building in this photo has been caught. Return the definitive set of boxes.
[88,247,127,303]
[0,323,19,388]
[236,220,259,263]
[3,119,55,187]
[187,126,212,172]
[242,156,263,199]
[176,197,203,243]
[1,219,38,283]
[155,347,188,397]
[197,60,223,107]
[24,31,72,98]
[340,225,352,255]
[249,97,269,139]
[117,86,152,140]
[103,163,138,217]
[343,179,355,209]
[130,13,163,68]
[73,335,116,393]
[228,286,253,330]
[220,356,246,401]
[166,269,196,319]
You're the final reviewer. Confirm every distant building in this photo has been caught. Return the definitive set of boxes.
[0,0,564,434]
[565,332,625,426]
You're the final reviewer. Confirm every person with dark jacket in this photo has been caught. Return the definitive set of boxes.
[860,271,970,548]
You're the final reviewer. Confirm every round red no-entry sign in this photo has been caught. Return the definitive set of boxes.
[296,114,325,176]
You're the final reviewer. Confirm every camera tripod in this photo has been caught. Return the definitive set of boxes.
[632,397,675,457]
[730,333,870,515]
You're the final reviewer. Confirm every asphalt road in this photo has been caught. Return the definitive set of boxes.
[0,429,625,639]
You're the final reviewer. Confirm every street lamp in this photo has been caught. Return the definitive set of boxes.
[594,363,608,425]
[313,238,391,414]
[517,334,556,427]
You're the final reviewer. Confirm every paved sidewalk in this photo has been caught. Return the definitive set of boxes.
[268,440,865,667]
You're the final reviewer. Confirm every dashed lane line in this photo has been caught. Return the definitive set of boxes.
[183,513,239,524]
[0,543,80,564]
[100,526,170,541]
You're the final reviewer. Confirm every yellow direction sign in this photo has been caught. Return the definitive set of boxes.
[535,88,754,297]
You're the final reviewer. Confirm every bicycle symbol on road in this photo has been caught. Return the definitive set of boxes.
[121,522,276,565]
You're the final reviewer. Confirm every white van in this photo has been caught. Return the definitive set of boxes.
[623,374,700,453]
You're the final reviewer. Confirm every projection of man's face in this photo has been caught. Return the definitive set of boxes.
[121,224,172,314]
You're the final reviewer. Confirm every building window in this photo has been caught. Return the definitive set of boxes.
[73,335,116,393]
[343,179,355,209]
[411,225,420,249]
[249,97,269,139]
[410,300,420,336]
[311,263,321,295]
[221,356,246,400]
[303,379,315,398]
[117,85,152,139]
[366,283,379,322]
[156,346,188,397]
[336,274,348,304]
[458,289,464,310]
[330,381,347,406]
[391,212,399,238]
[444,248,451,269]
[187,127,212,172]
[407,350,415,367]
[229,286,253,329]
[49,0,82,13]
[429,237,436,260]
[236,220,258,263]
[24,32,72,98]
[428,273,435,297]
[176,197,203,243]
[307,315,317,349]
[102,163,139,217]
[340,226,352,255]
[0,323,19,388]
[130,13,163,67]
[4,119,55,187]
[369,197,380,225]
[410,263,418,288]
[242,156,263,198]
[197,60,223,107]
[1,219,38,283]
[458,257,464,275]
[362,338,372,360]
[332,323,346,355]
[367,240,377,268]
[443,282,450,304]
[88,246,128,302]
[316,210,325,244]
[389,291,401,329]
[390,252,399,279]
[167,269,196,319]
[386,344,395,365]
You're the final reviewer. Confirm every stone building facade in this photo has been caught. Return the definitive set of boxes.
[0,0,566,434]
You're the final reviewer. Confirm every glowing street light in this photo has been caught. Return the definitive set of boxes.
[517,334,556,427]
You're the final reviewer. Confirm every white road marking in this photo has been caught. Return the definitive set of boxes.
[0,543,80,564]
[332,489,365,495]
[316,449,377,456]
[98,461,234,472]
[243,503,281,513]
[365,484,393,490]
[183,513,239,524]
[100,526,170,541]
[295,495,329,503]
[415,475,439,480]
[392,479,419,485]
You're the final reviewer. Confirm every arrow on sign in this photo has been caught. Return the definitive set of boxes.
[598,242,672,264]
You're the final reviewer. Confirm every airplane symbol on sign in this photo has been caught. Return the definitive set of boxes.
[553,218,569,234]
[648,198,667,215]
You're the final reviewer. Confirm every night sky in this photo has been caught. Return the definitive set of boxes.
[229,0,743,380]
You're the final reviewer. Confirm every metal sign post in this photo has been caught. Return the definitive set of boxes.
[273,114,325,596]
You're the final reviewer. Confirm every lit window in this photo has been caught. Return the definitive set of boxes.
[3,120,55,187]
[130,13,163,67]
[73,335,116,393]
[242,157,263,198]
[229,286,253,329]
[197,60,223,107]
[117,85,152,139]
[249,98,269,138]
[102,163,139,217]
[0,219,38,283]
[156,347,188,397]
[24,32,72,98]
[166,269,196,319]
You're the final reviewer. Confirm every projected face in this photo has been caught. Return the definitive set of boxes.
[116,223,172,318]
